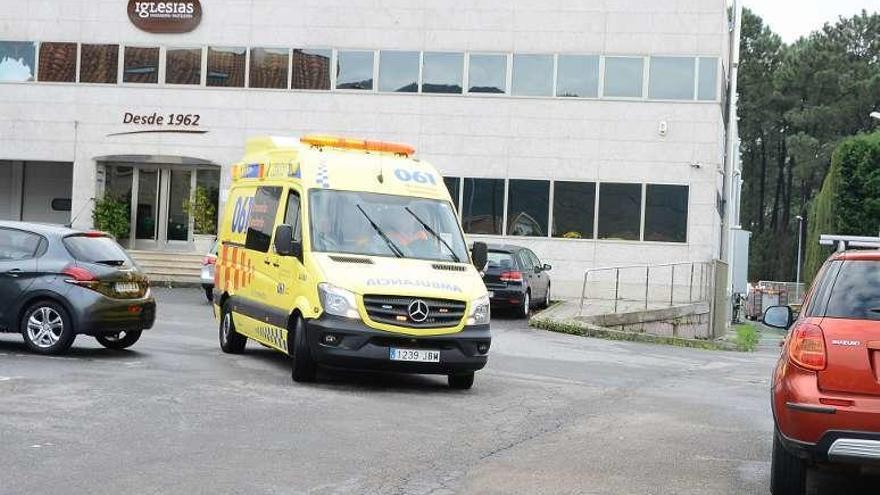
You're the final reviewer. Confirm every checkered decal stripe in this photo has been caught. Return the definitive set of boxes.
[216,244,255,292]
[315,161,330,188]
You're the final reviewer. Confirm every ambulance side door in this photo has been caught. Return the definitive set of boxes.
[271,186,307,319]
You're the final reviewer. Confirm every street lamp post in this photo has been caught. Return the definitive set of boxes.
[796,215,804,300]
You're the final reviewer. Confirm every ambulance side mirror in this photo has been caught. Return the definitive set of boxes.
[274,224,300,258]
[472,242,488,271]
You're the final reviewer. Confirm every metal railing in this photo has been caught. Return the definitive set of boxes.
[579,261,715,314]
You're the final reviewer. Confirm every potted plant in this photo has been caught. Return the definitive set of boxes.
[92,195,131,242]
[183,185,217,252]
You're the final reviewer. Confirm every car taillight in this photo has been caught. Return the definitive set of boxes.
[202,256,216,266]
[63,266,97,283]
[500,271,523,282]
[788,322,827,371]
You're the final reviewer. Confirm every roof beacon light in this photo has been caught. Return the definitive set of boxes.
[300,134,415,156]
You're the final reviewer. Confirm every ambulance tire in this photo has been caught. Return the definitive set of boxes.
[219,302,247,354]
[289,316,316,383]
[448,371,475,390]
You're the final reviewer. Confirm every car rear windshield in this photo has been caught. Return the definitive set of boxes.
[824,260,880,321]
[486,251,515,271]
[63,235,132,267]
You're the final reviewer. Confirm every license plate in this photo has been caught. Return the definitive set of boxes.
[115,282,140,293]
[389,348,440,363]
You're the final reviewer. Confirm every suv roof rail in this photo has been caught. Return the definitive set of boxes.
[819,234,880,252]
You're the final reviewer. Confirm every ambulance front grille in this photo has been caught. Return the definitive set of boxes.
[362,295,466,329]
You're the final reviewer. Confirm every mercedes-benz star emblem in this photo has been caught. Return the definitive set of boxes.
[408,299,429,323]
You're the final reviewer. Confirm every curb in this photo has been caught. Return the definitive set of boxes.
[529,316,742,352]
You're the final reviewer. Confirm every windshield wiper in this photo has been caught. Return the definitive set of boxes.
[94,259,126,266]
[356,204,404,258]
[404,207,462,263]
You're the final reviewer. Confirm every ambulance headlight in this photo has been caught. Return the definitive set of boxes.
[466,294,491,325]
[318,283,360,319]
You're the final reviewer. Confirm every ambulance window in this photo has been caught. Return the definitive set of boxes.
[422,52,463,94]
[336,50,374,90]
[379,50,419,93]
[245,186,282,253]
[207,46,246,88]
[284,191,302,242]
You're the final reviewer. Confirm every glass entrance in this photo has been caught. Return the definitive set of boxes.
[136,169,159,242]
[166,169,192,243]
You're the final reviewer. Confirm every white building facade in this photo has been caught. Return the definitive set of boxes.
[0,0,736,297]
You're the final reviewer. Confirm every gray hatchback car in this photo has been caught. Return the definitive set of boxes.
[0,221,156,354]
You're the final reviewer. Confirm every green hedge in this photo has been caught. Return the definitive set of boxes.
[804,132,880,283]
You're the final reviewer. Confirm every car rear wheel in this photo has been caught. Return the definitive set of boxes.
[542,283,551,308]
[20,301,76,355]
[448,372,475,390]
[204,286,213,303]
[219,302,246,354]
[517,291,531,319]
[96,330,142,350]
[770,428,807,495]
[289,316,316,383]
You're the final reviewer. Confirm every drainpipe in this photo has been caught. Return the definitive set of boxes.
[722,0,742,264]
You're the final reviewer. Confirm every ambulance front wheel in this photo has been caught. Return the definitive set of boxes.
[219,302,247,354]
[289,316,316,383]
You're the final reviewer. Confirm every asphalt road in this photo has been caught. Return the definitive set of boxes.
[0,288,876,495]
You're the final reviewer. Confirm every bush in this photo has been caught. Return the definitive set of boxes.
[804,132,880,283]
[183,186,217,235]
[734,324,759,352]
[92,195,130,240]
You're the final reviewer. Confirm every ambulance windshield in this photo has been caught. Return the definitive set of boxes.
[309,190,469,263]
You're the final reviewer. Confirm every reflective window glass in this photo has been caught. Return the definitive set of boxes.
[511,54,553,97]
[207,47,246,87]
[462,178,504,235]
[166,47,202,85]
[698,57,718,101]
[644,185,688,242]
[649,57,695,100]
[292,49,331,90]
[603,57,644,98]
[123,46,159,84]
[245,186,282,253]
[0,41,36,82]
[507,179,550,236]
[422,52,463,94]
[443,177,460,211]
[552,181,595,239]
[336,50,374,90]
[379,50,419,93]
[249,47,289,89]
[598,183,642,240]
[38,42,77,82]
[80,44,118,84]
[468,54,507,94]
[556,55,599,98]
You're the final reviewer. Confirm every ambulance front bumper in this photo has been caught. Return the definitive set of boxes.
[305,315,490,374]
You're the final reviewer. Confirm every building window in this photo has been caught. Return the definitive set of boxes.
[556,55,599,98]
[467,54,507,94]
[80,44,118,84]
[698,57,718,101]
[378,50,419,93]
[123,46,159,84]
[38,42,77,82]
[0,41,36,82]
[511,54,553,97]
[422,52,463,94]
[249,47,289,89]
[207,47,246,87]
[552,181,595,239]
[644,184,688,243]
[336,50,374,90]
[292,49,331,90]
[461,178,504,235]
[598,183,642,240]
[603,57,643,98]
[443,177,460,211]
[649,57,695,100]
[507,179,549,236]
[166,47,202,85]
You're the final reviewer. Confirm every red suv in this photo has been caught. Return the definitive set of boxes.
[764,249,880,494]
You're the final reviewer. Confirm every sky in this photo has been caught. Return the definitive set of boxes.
[743,0,876,42]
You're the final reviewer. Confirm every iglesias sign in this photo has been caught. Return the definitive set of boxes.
[127,0,202,33]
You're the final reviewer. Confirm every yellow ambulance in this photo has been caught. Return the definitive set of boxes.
[213,135,491,389]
